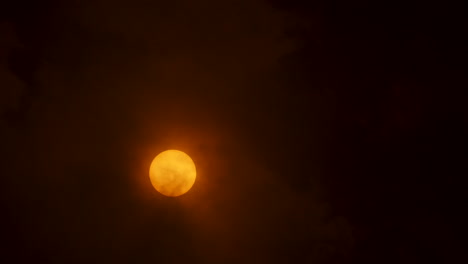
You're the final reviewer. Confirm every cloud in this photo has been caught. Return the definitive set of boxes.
[0,1,354,263]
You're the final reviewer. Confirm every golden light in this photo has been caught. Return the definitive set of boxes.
[149,150,196,197]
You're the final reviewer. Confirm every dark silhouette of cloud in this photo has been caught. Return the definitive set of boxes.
[1,0,465,263]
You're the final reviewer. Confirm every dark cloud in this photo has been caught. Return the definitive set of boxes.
[1,0,465,263]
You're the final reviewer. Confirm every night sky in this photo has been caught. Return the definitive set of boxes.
[1,0,466,263]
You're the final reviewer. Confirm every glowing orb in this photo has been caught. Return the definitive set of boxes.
[149,150,196,197]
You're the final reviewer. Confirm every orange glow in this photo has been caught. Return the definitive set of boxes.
[149,150,196,197]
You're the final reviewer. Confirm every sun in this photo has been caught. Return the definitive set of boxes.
[149,150,196,197]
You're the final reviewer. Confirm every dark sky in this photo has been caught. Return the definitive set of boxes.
[0,0,466,263]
